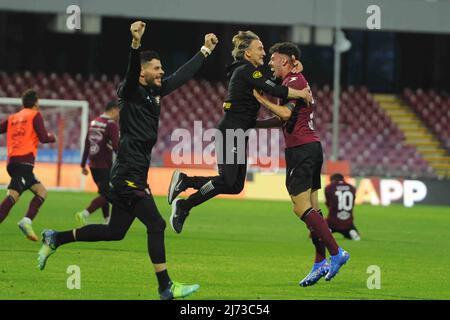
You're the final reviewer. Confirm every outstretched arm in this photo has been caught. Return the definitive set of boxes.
[161,33,218,97]
[118,21,146,99]
[243,69,312,103]
[253,90,294,121]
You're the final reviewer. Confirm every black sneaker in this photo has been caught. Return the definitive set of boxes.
[168,169,187,204]
[170,199,190,234]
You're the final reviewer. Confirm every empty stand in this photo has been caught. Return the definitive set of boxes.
[0,71,443,178]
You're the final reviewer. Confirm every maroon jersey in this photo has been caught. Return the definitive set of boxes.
[325,181,356,230]
[278,72,320,148]
[81,115,119,169]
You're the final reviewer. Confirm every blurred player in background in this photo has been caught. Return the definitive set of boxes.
[0,89,55,241]
[76,101,120,225]
[168,31,312,234]
[37,21,218,300]
[325,173,360,241]
[253,42,349,287]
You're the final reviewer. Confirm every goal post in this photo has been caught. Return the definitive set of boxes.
[0,97,89,191]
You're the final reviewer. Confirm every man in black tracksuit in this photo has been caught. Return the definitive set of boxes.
[168,30,312,234]
[37,21,218,300]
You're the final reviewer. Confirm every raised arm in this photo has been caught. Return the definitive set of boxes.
[117,21,146,99]
[160,33,218,97]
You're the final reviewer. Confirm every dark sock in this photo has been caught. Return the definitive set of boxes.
[0,196,16,223]
[184,176,216,190]
[302,208,339,256]
[26,195,45,220]
[156,269,171,291]
[311,232,327,263]
[101,203,110,219]
[87,196,108,214]
[55,230,76,247]
[311,208,326,262]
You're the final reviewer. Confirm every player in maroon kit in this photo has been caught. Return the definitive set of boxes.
[253,42,349,287]
[76,101,120,225]
[325,173,360,240]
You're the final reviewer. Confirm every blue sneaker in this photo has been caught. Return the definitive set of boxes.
[37,229,58,271]
[299,259,330,287]
[325,247,349,281]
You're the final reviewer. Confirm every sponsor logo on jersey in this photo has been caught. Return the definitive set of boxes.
[223,102,232,110]
[125,180,137,188]
[252,71,263,79]
[337,211,351,220]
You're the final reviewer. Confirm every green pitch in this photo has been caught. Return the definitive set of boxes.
[1,191,449,300]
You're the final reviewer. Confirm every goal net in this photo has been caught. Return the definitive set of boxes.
[0,98,89,191]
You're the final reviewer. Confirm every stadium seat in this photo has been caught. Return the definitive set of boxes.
[0,71,442,178]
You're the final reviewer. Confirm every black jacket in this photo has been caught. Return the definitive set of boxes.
[221,60,289,130]
[111,47,205,187]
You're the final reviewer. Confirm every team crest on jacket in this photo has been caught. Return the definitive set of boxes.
[252,71,262,79]
[155,96,161,105]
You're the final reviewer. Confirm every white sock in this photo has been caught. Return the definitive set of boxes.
[22,217,32,224]
[82,209,90,218]
[349,229,360,241]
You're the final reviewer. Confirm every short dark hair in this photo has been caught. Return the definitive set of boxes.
[105,100,118,112]
[330,173,344,182]
[22,89,38,108]
[269,42,301,61]
[140,50,160,65]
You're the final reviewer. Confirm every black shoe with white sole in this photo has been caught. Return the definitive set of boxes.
[168,169,187,205]
[170,198,190,234]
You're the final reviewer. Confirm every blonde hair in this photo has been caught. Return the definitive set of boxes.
[231,31,260,61]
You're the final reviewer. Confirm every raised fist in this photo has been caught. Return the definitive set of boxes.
[204,33,218,52]
[130,21,146,42]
